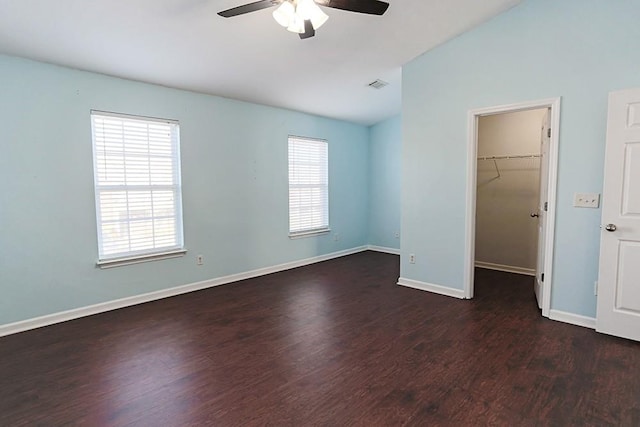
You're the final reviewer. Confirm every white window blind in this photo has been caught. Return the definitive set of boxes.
[288,136,329,235]
[91,111,184,263]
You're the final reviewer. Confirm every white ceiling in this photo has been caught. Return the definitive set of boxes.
[0,0,520,125]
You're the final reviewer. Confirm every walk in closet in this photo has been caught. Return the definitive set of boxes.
[475,108,548,276]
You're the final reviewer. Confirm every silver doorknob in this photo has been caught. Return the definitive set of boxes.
[605,224,617,232]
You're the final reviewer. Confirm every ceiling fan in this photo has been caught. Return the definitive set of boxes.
[218,0,390,39]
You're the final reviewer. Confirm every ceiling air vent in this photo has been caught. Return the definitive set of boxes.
[368,79,388,89]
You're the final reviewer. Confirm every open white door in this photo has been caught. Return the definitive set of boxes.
[596,88,640,342]
[534,109,550,309]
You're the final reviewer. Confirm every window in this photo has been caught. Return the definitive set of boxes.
[288,136,329,236]
[91,111,184,266]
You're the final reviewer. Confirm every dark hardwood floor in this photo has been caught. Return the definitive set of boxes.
[1,251,639,426]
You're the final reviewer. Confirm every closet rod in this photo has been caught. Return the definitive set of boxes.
[477,153,541,161]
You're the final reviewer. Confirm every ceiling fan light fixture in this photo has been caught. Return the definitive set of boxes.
[286,14,305,34]
[273,1,295,27]
[296,0,329,29]
[309,8,329,30]
[219,0,389,39]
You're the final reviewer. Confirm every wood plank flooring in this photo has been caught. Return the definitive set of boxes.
[0,251,639,426]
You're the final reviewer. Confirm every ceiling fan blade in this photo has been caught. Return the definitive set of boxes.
[299,19,316,39]
[315,0,389,15]
[218,0,282,18]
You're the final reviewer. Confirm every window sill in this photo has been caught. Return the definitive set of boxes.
[97,249,187,269]
[289,229,331,239]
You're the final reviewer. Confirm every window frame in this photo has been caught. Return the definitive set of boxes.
[288,135,330,238]
[90,110,186,268]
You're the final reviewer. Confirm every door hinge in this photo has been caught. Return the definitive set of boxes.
[547,128,551,138]
[544,202,548,211]
[541,273,545,282]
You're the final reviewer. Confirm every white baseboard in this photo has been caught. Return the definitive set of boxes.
[475,261,536,276]
[549,309,596,329]
[367,245,400,255]
[0,245,369,338]
[397,277,466,299]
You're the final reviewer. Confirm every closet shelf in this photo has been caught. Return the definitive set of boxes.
[477,153,541,161]
[477,153,541,181]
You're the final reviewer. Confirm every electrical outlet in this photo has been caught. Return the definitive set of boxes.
[196,255,204,265]
[395,232,400,239]
[409,253,415,264]
[334,233,340,241]
[573,193,600,208]
[594,281,598,296]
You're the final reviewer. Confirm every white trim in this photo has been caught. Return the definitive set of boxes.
[97,249,187,269]
[542,100,561,318]
[474,261,535,276]
[397,277,466,299]
[367,245,400,255]
[288,228,331,239]
[549,309,596,329]
[90,109,179,125]
[465,97,561,317]
[0,246,368,338]
[464,105,478,300]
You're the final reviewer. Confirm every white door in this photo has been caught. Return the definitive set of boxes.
[534,109,550,309]
[596,88,640,342]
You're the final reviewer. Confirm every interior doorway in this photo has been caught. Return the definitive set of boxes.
[475,108,547,284]
[464,98,561,318]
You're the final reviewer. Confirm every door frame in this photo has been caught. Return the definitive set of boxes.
[463,97,561,317]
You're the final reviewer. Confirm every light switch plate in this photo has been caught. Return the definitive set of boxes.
[573,193,600,208]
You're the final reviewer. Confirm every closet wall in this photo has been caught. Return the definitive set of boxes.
[475,109,547,274]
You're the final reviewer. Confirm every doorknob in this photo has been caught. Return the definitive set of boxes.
[530,213,539,218]
[605,224,617,232]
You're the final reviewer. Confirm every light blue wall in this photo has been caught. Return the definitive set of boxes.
[402,0,640,317]
[0,55,371,325]
[368,115,401,249]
